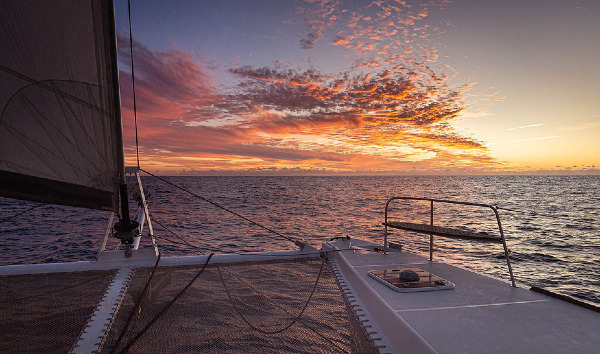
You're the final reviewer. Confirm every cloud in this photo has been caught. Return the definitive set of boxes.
[300,0,449,61]
[118,38,495,172]
[333,36,350,45]
[116,1,503,174]
[506,123,543,131]
[297,0,338,49]
[118,33,219,125]
[460,108,491,119]
[228,64,467,129]
[300,30,323,49]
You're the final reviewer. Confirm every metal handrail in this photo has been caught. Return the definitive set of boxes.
[384,197,516,287]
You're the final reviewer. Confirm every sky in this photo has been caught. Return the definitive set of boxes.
[114,0,600,175]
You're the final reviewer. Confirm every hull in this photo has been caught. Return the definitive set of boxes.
[325,237,600,353]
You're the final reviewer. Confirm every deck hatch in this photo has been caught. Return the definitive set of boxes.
[368,268,455,292]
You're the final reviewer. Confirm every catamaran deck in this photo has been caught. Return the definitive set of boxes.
[325,237,600,353]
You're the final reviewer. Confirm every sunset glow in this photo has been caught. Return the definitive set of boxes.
[115,0,600,174]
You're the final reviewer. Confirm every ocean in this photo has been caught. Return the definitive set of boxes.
[1,175,599,306]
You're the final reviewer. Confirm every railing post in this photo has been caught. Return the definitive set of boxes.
[492,207,516,287]
[429,200,434,261]
[384,198,391,254]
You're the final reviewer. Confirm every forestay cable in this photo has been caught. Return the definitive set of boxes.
[0,203,43,223]
[127,0,140,168]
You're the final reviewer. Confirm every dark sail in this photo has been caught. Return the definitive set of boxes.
[0,0,123,212]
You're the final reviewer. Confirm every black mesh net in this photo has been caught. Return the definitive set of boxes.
[102,258,358,353]
[0,270,116,353]
[0,258,379,353]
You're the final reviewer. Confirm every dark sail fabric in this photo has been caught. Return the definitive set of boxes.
[0,0,121,212]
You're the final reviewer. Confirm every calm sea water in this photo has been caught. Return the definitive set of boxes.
[1,175,599,306]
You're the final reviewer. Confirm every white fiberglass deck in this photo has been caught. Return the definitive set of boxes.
[325,238,600,354]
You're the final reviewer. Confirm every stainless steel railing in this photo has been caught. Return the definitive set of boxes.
[384,197,516,287]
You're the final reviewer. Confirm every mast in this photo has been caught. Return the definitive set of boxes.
[105,0,138,255]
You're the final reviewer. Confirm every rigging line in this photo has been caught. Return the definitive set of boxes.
[0,66,110,117]
[139,168,299,244]
[153,234,196,249]
[219,262,349,353]
[0,203,43,223]
[217,258,326,334]
[152,215,307,256]
[127,0,140,168]
[151,217,314,256]
[151,216,212,252]
[118,253,214,354]
[91,235,107,246]
[49,209,90,222]
[151,219,329,257]
[149,215,359,257]
[17,274,112,301]
[139,212,356,258]
[110,253,162,354]
[217,257,326,335]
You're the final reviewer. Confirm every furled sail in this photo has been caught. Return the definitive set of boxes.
[0,0,123,212]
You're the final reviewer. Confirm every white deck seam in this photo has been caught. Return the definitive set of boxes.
[397,299,548,312]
